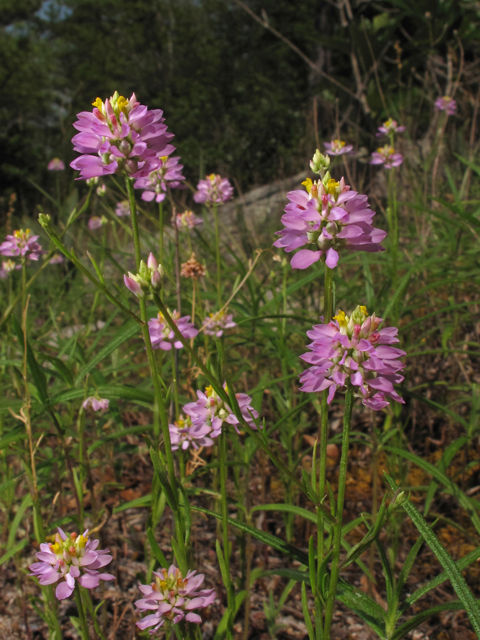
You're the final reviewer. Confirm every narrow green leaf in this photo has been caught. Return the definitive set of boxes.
[385,474,480,636]
[146,528,168,569]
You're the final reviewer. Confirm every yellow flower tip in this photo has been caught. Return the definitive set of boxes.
[92,97,103,110]
[302,177,313,194]
[326,178,340,195]
[333,310,347,327]
[205,385,214,397]
[116,95,128,111]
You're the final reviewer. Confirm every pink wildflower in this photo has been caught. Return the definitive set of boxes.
[29,528,114,600]
[194,174,233,206]
[184,384,259,435]
[70,91,174,180]
[0,229,43,261]
[299,305,405,411]
[83,396,110,412]
[376,118,405,137]
[202,310,236,337]
[134,155,185,202]
[169,414,215,451]
[48,158,65,171]
[115,200,130,217]
[273,177,386,270]
[435,95,456,115]
[148,310,198,351]
[370,145,403,169]
[173,210,203,231]
[324,140,354,156]
[88,216,106,230]
[135,565,215,632]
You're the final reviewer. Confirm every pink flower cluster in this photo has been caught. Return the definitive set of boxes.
[370,145,403,169]
[0,229,43,261]
[173,210,203,231]
[148,310,198,351]
[299,305,405,411]
[184,384,259,435]
[115,200,130,217]
[70,92,174,180]
[376,118,405,137]
[83,396,110,412]
[202,311,236,337]
[29,528,114,600]
[273,177,386,270]
[135,565,215,632]
[135,155,185,202]
[169,414,215,451]
[435,95,456,115]
[48,158,65,171]
[194,174,233,206]
[324,140,354,156]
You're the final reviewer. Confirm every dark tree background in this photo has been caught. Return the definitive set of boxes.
[0,0,479,212]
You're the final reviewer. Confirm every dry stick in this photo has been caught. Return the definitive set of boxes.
[231,0,364,107]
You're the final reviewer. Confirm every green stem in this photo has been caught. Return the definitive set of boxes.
[125,177,142,270]
[316,265,334,628]
[82,588,107,640]
[323,388,354,638]
[74,588,90,640]
[170,347,179,420]
[219,429,235,634]
[158,201,164,266]
[213,204,222,307]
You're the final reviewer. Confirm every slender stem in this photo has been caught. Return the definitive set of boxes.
[158,201,164,266]
[213,204,222,307]
[124,177,176,484]
[170,347,179,420]
[316,265,334,628]
[74,588,90,640]
[323,388,354,638]
[125,178,142,271]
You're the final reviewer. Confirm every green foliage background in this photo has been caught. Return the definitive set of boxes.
[1,0,479,208]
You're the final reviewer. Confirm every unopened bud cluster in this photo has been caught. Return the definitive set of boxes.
[124,253,164,298]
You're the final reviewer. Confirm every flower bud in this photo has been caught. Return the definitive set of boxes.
[38,213,52,229]
[147,252,158,271]
[124,274,145,298]
[310,149,331,176]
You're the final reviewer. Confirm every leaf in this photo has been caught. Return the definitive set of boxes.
[75,320,139,385]
[391,602,467,640]
[385,474,480,636]
[191,505,309,565]
[11,317,49,404]
[402,546,480,611]
[43,355,74,387]
[384,446,480,534]
[0,538,29,566]
[0,427,26,450]
[7,493,32,550]
[146,528,168,569]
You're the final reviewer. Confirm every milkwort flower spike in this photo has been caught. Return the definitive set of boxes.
[29,528,114,600]
[148,309,198,350]
[135,565,215,632]
[70,91,175,180]
[274,150,387,269]
[183,383,259,436]
[0,229,43,261]
[299,304,406,410]
[124,253,164,298]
